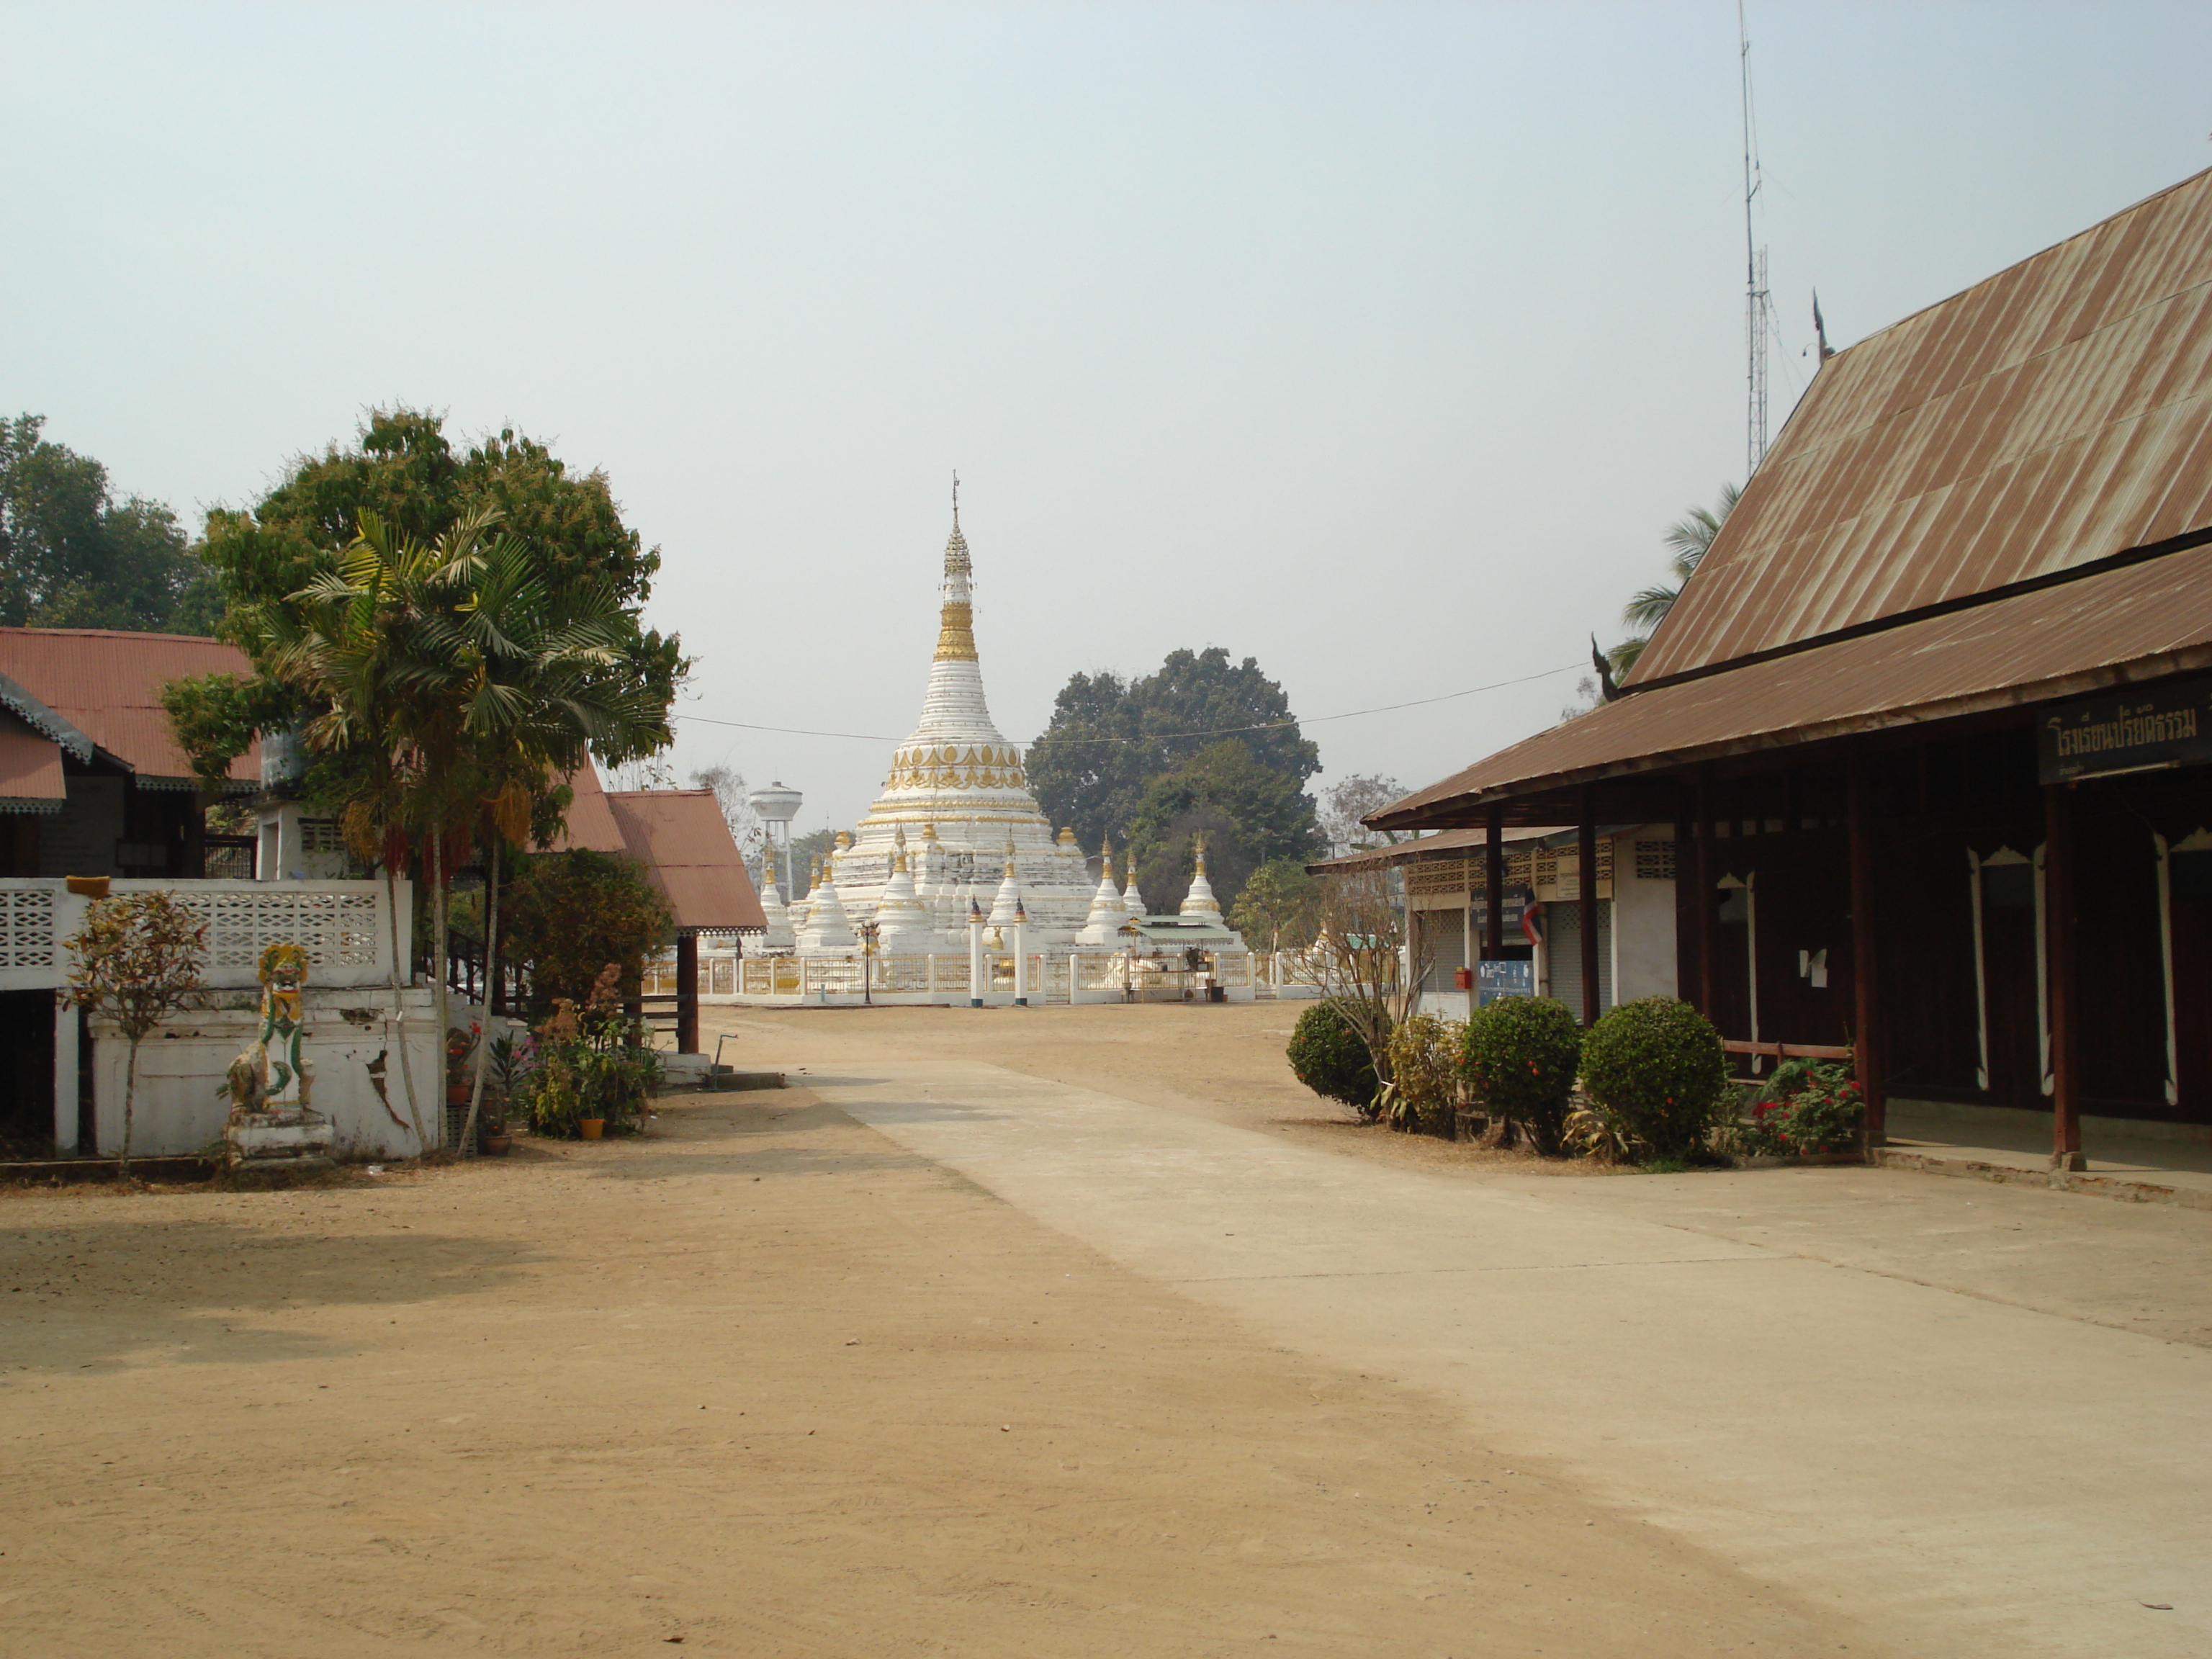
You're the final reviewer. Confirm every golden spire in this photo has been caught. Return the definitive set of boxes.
[1100,835,1115,881]
[1004,832,1017,878]
[894,847,909,874]
[934,476,979,662]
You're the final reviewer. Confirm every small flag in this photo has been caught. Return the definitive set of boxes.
[1521,896,1545,947]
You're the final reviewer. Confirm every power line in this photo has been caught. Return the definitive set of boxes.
[673,661,1584,748]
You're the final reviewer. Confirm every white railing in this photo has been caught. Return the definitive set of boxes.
[0,878,403,993]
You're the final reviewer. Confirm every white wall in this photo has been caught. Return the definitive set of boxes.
[90,986,446,1160]
[1609,825,1678,1003]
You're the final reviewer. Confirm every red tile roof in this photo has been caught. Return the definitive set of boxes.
[0,628,258,787]
[0,721,66,811]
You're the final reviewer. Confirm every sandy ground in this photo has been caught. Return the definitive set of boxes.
[0,1020,1885,1658]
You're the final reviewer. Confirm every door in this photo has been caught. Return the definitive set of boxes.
[1974,852,2045,1109]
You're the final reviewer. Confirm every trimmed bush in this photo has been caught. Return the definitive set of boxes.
[1461,997,1583,1153]
[1737,1058,1863,1156]
[1579,996,1732,1161]
[1287,1002,1380,1115]
[1383,1014,1463,1136]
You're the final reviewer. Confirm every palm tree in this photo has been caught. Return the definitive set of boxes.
[445,531,671,1149]
[262,506,500,1152]
[1609,482,1740,680]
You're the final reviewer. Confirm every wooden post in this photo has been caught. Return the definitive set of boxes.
[1485,804,1504,962]
[676,932,700,1054]
[1693,778,1716,1019]
[1578,793,1601,1029]
[1846,752,1886,1149]
[2045,782,2084,1171]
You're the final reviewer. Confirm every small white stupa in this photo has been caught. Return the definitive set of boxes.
[796,860,857,952]
[873,833,935,953]
[986,834,1023,945]
[1076,838,1127,946]
[757,859,796,953]
[1123,858,1147,920]
[1180,840,1226,921]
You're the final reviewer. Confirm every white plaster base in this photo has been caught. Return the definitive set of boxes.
[91,986,447,1161]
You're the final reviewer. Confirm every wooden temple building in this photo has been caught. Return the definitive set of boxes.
[1371,167,2212,1169]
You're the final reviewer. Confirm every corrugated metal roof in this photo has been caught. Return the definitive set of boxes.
[1375,540,2212,830]
[1305,824,1562,874]
[1631,167,2212,685]
[604,789,767,934]
[0,721,66,811]
[554,761,628,854]
[0,628,260,785]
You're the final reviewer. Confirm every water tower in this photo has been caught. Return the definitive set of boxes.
[746,781,804,893]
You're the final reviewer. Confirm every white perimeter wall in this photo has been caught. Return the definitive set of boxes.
[89,986,446,1160]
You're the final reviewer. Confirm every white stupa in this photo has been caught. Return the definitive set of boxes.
[809,490,1095,949]
[757,860,796,953]
[795,860,856,952]
[1123,860,1147,920]
[1076,839,1128,946]
[1180,841,1226,921]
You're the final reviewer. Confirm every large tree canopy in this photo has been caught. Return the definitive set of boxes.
[1030,647,1322,912]
[174,407,683,791]
[0,414,218,632]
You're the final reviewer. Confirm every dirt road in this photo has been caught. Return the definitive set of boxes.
[1,1061,1869,1657]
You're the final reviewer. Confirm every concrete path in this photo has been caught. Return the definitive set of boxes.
[797,1057,2212,1659]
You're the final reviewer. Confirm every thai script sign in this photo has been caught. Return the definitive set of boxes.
[2038,679,2212,783]
[1477,960,1533,1005]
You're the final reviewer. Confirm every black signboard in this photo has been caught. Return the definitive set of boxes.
[2038,678,2212,783]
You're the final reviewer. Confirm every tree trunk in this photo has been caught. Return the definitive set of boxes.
[120,1037,138,1178]
[386,858,426,1153]
[459,841,499,1154]
[431,822,453,1154]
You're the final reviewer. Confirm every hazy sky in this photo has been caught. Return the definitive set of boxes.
[6,2,2210,837]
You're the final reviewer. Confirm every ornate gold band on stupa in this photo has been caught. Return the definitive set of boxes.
[934,600,979,661]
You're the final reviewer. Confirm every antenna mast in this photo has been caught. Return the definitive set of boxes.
[1739,0,1769,475]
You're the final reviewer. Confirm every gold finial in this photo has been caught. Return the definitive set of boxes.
[834,830,850,850]
[894,824,907,848]
[1100,835,1115,880]
[894,847,909,874]
[922,821,938,841]
[1004,832,1017,878]
[1193,832,1208,875]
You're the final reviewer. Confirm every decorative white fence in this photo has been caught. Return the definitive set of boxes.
[0,878,403,993]
[714,949,1282,1004]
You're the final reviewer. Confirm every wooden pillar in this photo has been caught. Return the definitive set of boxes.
[1485,805,1504,961]
[2045,782,2083,1171]
[1578,791,1601,1029]
[1692,778,1715,1019]
[676,932,701,1054]
[1846,752,1886,1148]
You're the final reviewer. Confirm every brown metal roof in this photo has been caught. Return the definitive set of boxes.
[1375,539,2212,830]
[1631,167,2212,685]
[604,789,766,934]
[1306,824,1562,874]
[553,761,628,854]
[0,720,66,812]
[0,627,260,787]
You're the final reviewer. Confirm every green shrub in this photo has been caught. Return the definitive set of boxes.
[1287,1002,1380,1116]
[1461,997,1583,1153]
[1579,997,1732,1161]
[1382,1014,1463,1136]
[1736,1058,1863,1156]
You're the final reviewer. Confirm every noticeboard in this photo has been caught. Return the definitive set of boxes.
[1477,961,1533,1006]
[2038,679,2212,783]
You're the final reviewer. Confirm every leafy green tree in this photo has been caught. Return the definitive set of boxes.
[0,414,215,631]
[500,851,673,1022]
[1030,647,1322,895]
[1607,483,1739,680]
[1229,856,1321,949]
[1126,737,1321,912]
